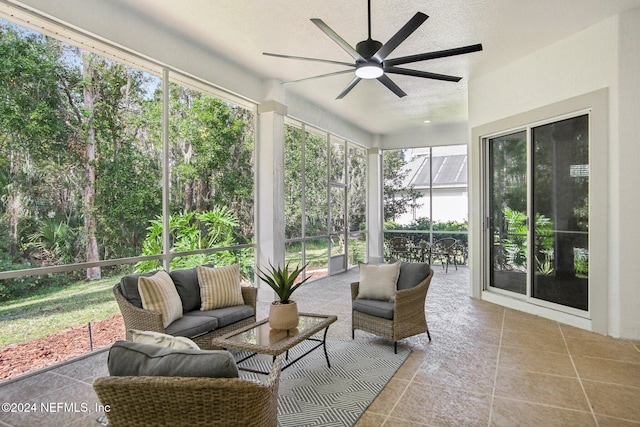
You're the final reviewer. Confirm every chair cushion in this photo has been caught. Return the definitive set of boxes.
[353,299,394,320]
[169,267,202,313]
[397,262,431,291]
[120,270,159,309]
[130,329,200,350]
[197,264,244,310]
[164,313,219,338]
[188,305,255,328]
[107,341,238,378]
[356,261,401,302]
[138,271,183,328]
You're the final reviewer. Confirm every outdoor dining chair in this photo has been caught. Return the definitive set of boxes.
[431,238,459,273]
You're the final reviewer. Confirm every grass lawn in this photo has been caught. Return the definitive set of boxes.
[0,275,123,348]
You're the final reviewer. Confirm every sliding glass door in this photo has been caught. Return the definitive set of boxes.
[531,116,589,310]
[487,131,528,295]
[485,114,589,314]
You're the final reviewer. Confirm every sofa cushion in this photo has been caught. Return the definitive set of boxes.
[397,262,431,291]
[356,261,401,302]
[169,267,202,313]
[197,264,244,310]
[164,313,219,338]
[107,341,238,378]
[130,329,200,350]
[120,270,159,309]
[138,271,183,328]
[353,299,394,320]
[189,305,255,328]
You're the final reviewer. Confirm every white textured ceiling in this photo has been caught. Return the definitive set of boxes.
[115,0,640,134]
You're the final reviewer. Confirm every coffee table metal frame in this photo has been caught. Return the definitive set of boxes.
[211,313,337,374]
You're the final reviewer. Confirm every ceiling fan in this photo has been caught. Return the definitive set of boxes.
[263,0,483,99]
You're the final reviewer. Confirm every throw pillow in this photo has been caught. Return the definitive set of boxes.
[397,262,431,290]
[169,267,202,313]
[130,329,200,350]
[120,270,159,309]
[138,270,183,328]
[356,261,401,302]
[108,341,239,378]
[197,264,244,310]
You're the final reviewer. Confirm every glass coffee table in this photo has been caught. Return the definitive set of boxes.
[211,313,337,374]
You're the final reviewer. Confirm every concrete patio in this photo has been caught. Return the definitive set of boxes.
[1,265,639,426]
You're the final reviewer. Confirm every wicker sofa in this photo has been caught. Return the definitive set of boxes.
[114,266,257,350]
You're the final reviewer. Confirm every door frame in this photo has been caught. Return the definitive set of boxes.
[470,89,609,333]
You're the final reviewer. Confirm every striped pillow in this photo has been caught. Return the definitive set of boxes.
[138,270,183,328]
[197,264,244,310]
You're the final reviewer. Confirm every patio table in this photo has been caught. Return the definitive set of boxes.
[211,313,337,374]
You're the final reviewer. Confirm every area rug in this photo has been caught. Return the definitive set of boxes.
[96,339,410,427]
[238,339,411,427]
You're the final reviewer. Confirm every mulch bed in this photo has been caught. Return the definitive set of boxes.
[0,315,125,381]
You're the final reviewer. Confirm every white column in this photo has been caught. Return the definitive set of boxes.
[256,80,287,288]
[366,143,384,264]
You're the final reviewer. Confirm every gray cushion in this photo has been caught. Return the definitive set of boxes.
[169,267,202,313]
[397,262,431,291]
[107,341,238,378]
[188,305,255,328]
[120,271,159,308]
[164,313,219,338]
[353,299,394,320]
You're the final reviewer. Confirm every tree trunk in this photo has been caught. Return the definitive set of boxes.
[82,51,101,280]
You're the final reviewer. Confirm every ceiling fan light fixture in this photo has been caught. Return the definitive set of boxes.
[355,63,383,79]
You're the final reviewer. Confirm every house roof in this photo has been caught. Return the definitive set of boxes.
[402,154,468,190]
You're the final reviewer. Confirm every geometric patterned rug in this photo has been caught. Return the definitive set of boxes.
[238,339,411,427]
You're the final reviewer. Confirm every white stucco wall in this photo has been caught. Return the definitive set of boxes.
[468,10,640,339]
[616,8,640,339]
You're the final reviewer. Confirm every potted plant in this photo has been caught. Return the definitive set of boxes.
[256,261,310,330]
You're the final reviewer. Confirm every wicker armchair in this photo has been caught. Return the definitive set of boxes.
[351,268,434,353]
[93,356,282,427]
[113,283,257,350]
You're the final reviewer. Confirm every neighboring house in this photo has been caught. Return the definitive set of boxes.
[396,147,468,224]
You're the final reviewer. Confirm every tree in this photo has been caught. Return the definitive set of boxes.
[383,150,422,222]
[0,24,71,252]
[166,86,254,241]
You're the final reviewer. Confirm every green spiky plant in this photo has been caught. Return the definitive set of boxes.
[256,261,311,304]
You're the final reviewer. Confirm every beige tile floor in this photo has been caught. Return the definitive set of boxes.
[1,265,638,426]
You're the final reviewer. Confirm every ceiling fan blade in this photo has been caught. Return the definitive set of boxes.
[284,69,355,84]
[377,74,407,98]
[373,12,428,62]
[336,76,362,99]
[385,43,483,67]
[311,18,365,61]
[386,66,462,82]
[263,52,355,68]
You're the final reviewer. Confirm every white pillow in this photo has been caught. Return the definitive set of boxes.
[130,329,200,350]
[138,270,183,328]
[357,261,401,301]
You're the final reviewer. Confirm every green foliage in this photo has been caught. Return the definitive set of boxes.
[502,206,554,274]
[135,208,254,278]
[383,150,422,222]
[163,86,255,241]
[24,217,79,265]
[256,261,310,303]
[0,21,256,292]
